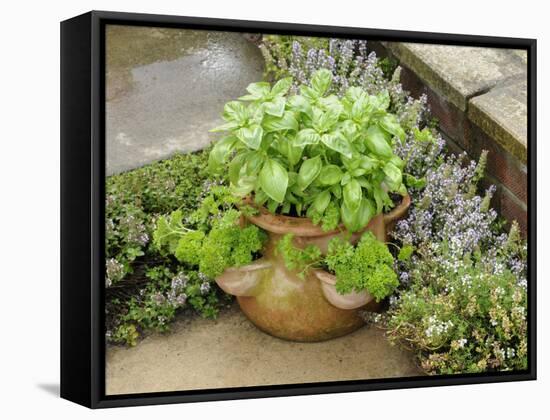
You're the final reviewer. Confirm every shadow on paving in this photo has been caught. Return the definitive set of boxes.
[106,303,424,395]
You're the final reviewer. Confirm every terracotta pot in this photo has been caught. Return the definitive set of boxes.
[216,194,411,342]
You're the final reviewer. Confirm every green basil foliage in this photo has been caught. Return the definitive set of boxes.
[209,69,407,233]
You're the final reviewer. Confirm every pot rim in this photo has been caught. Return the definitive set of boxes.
[242,194,411,237]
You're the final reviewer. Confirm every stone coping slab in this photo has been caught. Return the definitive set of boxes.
[469,78,527,163]
[386,42,527,163]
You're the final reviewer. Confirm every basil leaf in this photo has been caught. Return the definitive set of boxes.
[317,108,340,132]
[343,179,362,213]
[319,164,344,185]
[318,95,343,115]
[271,77,293,97]
[208,136,237,173]
[287,171,298,187]
[231,175,256,197]
[236,124,263,150]
[210,121,240,132]
[345,86,367,102]
[294,128,321,147]
[351,95,371,121]
[311,69,332,96]
[267,199,279,213]
[340,201,359,233]
[287,144,303,166]
[339,119,359,142]
[245,151,266,176]
[312,190,331,213]
[262,111,299,132]
[223,101,248,124]
[228,153,249,185]
[297,155,322,190]
[372,90,390,111]
[245,81,271,99]
[340,172,351,186]
[373,187,391,213]
[263,96,286,117]
[321,132,353,158]
[287,94,313,117]
[254,189,269,206]
[356,176,371,189]
[285,190,299,204]
[365,125,393,158]
[379,114,406,142]
[359,155,377,171]
[390,155,405,169]
[259,159,288,203]
[330,184,342,198]
[300,85,320,101]
[383,162,402,190]
[356,198,375,229]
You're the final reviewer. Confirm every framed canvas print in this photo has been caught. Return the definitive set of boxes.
[60,10,536,408]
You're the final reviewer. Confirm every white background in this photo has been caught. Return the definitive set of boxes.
[0,0,547,418]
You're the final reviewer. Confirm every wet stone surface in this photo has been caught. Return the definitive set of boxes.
[105,25,264,175]
[106,303,423,395]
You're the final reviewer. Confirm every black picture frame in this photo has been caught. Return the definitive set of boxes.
[60,10,537,409]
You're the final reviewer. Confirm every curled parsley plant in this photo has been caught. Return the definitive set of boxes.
[274,231,399,301]
[325,232,399,301]
[276,233,323,278]
[209,69,408,233]
[153,186,267,279]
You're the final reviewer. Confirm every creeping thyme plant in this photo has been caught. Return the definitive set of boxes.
[105,151,232,346]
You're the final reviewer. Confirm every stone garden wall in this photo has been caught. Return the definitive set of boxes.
[373,42,528,234]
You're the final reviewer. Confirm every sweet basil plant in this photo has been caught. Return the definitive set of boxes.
[209,69,407,232]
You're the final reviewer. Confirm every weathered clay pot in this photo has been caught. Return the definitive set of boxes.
[216,195,411,342]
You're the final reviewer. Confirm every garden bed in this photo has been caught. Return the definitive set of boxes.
[105,33,528,378]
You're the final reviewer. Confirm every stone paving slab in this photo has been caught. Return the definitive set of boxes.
[387,42,526,112]
[106,304,422,395]
[105,25,264,175]
[469,78,528,163]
